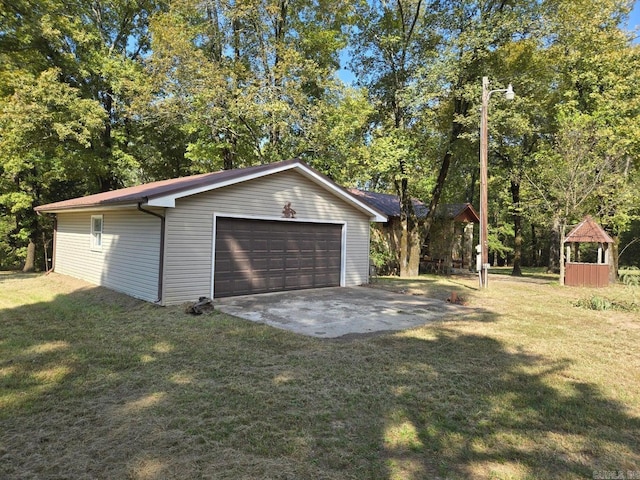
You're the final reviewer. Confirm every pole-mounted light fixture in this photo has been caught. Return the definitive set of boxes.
[505,83,515,100]
[479,77,515,288]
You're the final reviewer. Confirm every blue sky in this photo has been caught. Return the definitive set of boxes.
[629,0,640,35]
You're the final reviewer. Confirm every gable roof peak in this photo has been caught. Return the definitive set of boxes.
[35,159,387,222]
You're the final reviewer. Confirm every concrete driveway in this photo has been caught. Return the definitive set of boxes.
[215,286,465,338]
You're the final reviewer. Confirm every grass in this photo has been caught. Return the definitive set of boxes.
[1,271,639,479]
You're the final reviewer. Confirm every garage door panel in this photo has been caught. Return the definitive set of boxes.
[246,258,268,270]
[214,257,231,271]
[268,257,285,269]
[251,277,269,290]
[252,239,268,251]
[214,218,342,298]
[327,257,342,268]
[285,257,300,269]
[285,275,302,288]
[286,239,301,250]
[270,240,286,252]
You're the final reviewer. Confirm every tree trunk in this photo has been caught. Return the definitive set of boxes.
[23,239,36,272]
[609,236,619,284]
[98,87,118,192]
[530,223,539,266]
[222,144,234,170]
[399,223,420,277]
[397,177,419,277]
[510,179,523,276]
[408,228,421,276]
[422,98,467,245]
[548,216,561,274]
[42,231,51,272]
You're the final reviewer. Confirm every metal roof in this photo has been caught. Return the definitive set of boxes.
[564,216,614,244]
[35,159,387,222]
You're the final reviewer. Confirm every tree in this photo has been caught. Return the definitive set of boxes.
[0,0,164,269]
[145,0,354,174]
[526,0,640,277]
[0,69,105,271]
[351,0,543,276]
[350,0,438,277]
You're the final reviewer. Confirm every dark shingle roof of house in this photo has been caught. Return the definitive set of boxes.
[565,216,613,244]
[435,203,479,223]
[348,189,478,223]
[348,189,429,218]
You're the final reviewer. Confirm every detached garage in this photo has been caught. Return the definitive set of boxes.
[35,159,386,305]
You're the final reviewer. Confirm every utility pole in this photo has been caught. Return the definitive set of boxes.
[479,77,514,288]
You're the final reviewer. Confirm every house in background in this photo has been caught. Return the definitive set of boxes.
[348,189,479,274]
[427,203,479,272]
[35,159,386,305]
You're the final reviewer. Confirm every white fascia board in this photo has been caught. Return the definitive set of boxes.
[146,197,175,208]
[145,161,388,222]
[38,203,140,214]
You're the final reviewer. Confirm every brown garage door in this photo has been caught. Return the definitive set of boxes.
[214,217,342,298]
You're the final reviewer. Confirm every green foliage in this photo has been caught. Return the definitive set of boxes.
[619,221,640,267]
[0,0,165,269]
[369,233,397,276]
[0,0,639,275]
[574,295,638,313]
[302,87,375,184]
[620,267,640,288]
[488,221,515,261]
[0,216,21,269]
[144,0,357,172]
[574,295,614,311]
[0,68,106,269]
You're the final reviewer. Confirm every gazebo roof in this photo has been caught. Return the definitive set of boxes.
[564,216,613,244]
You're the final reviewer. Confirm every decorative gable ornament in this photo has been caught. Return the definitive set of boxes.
[282,202,296,218]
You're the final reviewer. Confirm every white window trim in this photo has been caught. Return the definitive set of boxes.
[91,215,103,251]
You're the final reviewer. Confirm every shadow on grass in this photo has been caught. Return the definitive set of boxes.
[371,274,481,300]
[373,332,638,479]
[488,266,558,283]
[1,274,638,479]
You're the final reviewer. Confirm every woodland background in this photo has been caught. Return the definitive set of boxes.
[1,0,639,275]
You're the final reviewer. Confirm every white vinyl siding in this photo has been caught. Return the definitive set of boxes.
[55,209,162,302]
[163,170,372,305]
[90,215,103,251]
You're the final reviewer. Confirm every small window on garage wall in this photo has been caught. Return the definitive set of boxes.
[91,215,103,251]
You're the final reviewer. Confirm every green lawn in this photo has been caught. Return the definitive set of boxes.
[1,271,639,479]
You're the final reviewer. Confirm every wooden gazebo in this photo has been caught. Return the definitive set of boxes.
[563,216,614,287]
